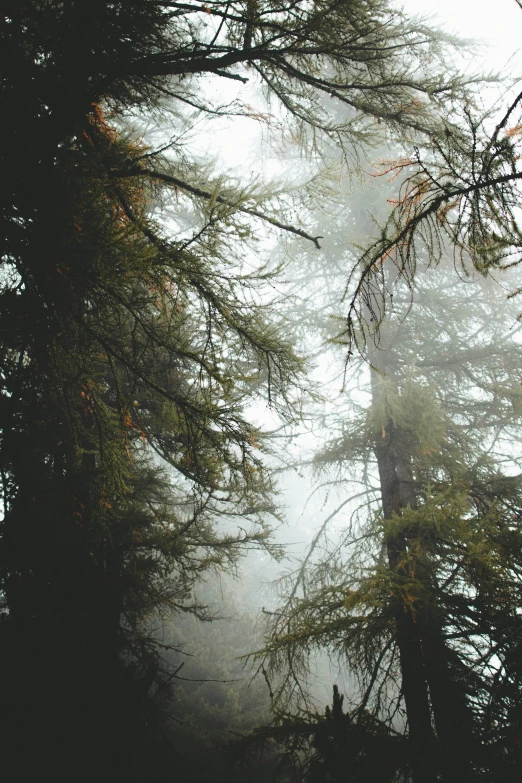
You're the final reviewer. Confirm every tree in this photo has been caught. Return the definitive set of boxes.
[307,685,407,782]
[0,106,294,780]
[344,8,522,349]
[261,257,522,782]
[0,1,478,777]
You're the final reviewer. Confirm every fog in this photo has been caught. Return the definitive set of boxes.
[155,3,522,777]
[3,2,522,782]
[157,15,522,782]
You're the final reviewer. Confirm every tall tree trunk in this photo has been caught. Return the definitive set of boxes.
[370,343,479,783]
[373,415,439,783]
[370,347,439,783]
[421,613,478,782]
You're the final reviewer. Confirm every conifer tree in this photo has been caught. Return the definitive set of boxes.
[0,103,293,781]
[345,7,522,342]
[261,260,522,782]
[0,1,478,778]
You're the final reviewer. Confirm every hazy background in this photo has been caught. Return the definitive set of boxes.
[161,0,522,760]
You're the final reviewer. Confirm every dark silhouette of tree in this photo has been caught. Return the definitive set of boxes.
[0,104,290,781]
[306,685,406,782]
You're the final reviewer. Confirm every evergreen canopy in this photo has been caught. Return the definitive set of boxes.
[0,1,490,780]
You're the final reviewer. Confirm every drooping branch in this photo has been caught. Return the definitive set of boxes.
[118,166,324,248]
[345,165,522,352]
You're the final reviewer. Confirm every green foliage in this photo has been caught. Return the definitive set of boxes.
[261,260,522,781]
[346,24,522,349]
[0,1,492,778]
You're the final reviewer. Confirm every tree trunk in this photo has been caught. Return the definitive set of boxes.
[370,344,479,783]
[373,408,439,783]
[422,619,478,782]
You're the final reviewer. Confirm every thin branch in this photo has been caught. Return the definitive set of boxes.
[118,166,323,248]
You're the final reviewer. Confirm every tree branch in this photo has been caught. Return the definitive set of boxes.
[119,166,323,248]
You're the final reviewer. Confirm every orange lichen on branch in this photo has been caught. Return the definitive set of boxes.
[436,197,462,225]
[370,157,415,182]
[505,124,522,139]
[120,406,147,442]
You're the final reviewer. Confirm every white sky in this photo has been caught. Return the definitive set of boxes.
[404,0,521,68]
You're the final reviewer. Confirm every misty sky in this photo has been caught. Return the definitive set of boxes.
[405,0,521,67]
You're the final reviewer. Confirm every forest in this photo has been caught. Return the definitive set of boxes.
[1,1,522,781]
